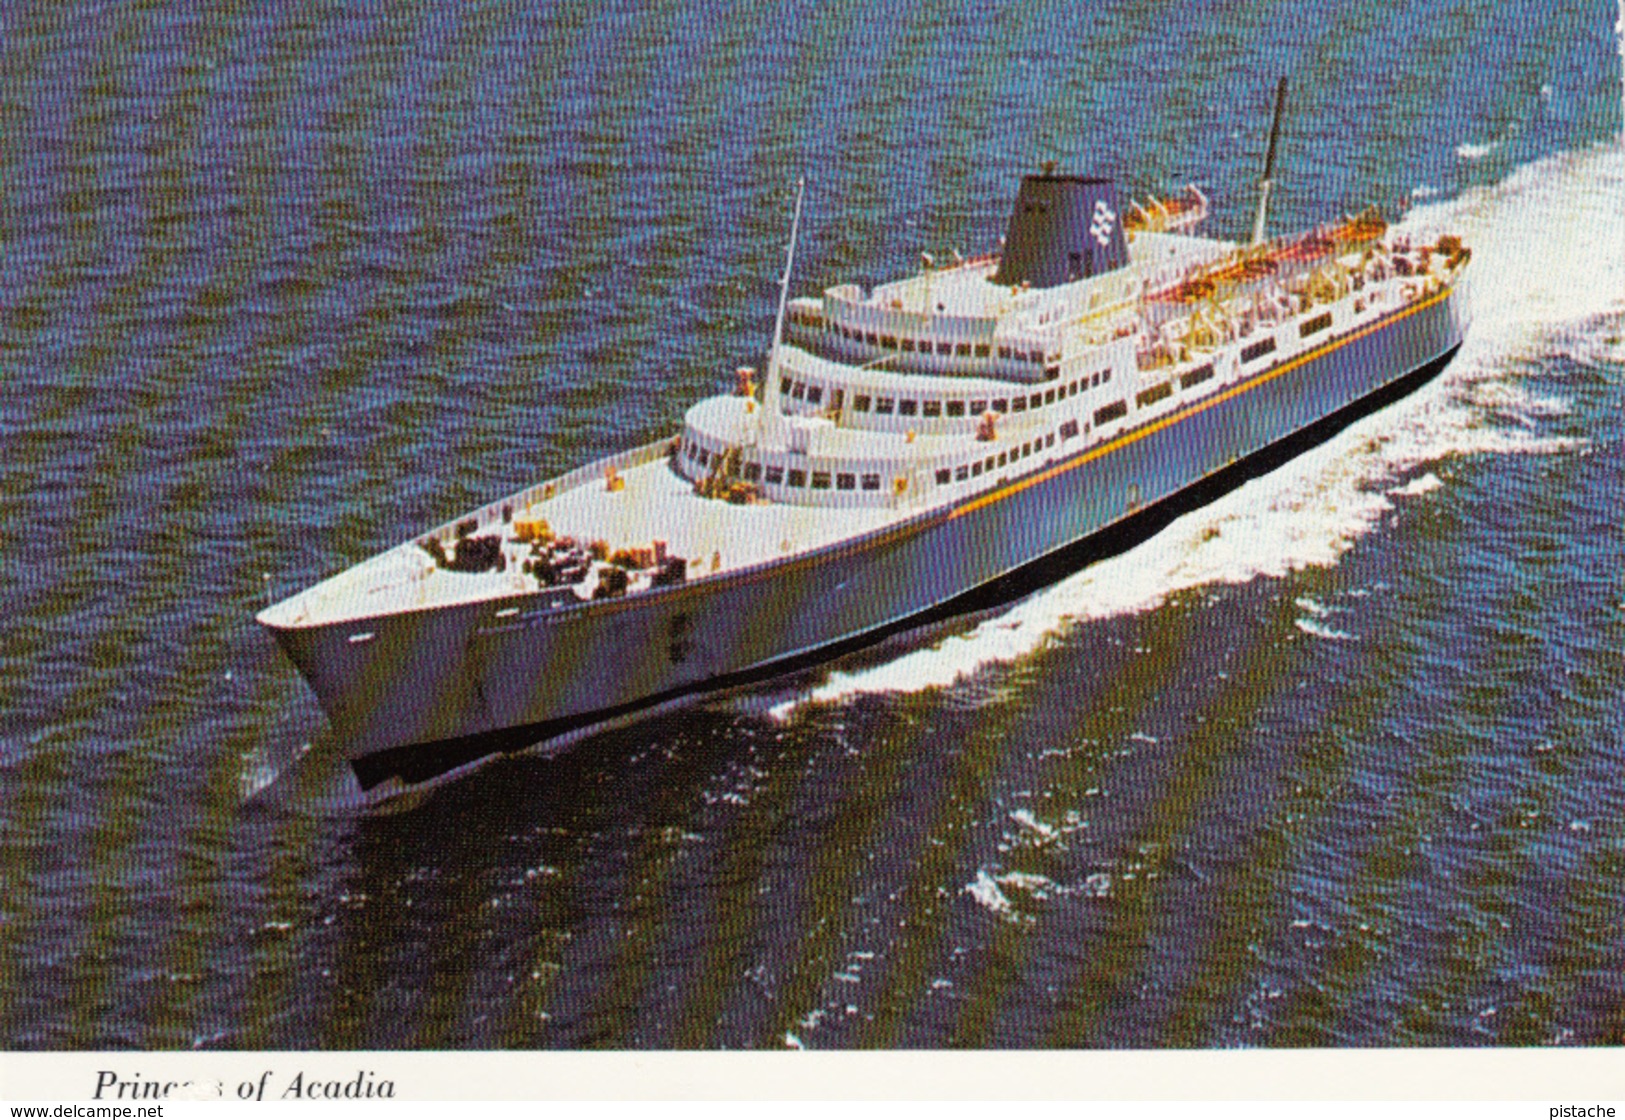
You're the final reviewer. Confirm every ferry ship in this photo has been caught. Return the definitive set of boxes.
[259,138,1471,794]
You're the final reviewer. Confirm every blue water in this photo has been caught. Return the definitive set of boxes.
[1,0,1622,1049]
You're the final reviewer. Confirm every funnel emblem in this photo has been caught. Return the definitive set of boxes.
[1090,200,1117,247]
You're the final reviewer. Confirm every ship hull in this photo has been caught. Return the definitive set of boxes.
[267,289,1466,790]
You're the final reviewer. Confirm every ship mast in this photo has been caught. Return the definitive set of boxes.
[756,177,806,447]
[1250,77,1289,245]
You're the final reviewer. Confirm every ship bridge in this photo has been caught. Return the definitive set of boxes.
[785,235,1228,382]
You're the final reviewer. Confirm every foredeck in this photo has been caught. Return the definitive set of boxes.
[259,453,909,629]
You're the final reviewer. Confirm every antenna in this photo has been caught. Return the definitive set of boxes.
[757,177,805,445]
[1251,77,1289,245]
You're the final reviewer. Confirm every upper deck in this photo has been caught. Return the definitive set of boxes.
[786,229,1230,381]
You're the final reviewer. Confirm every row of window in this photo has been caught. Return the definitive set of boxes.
[1087,354,1229,430]
[784,380,843,409]
[739,463,884,490]
[781,369,1115,420]
[683,440,889,492]
[1101,355,1227,426]
[932,430,1064,485]
[685,429,1080,496]
[1300,311,1333,337]
[819,320,1056,364]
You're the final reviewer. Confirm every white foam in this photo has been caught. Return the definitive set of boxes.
[770,144,1622,715]
[1390,472,1444,497]
[1298,595,1333,616]
[1456,141,1497,160]
[1404,144,1625,344]
[998,871,1060,899]
[964,868,1012,914]
[1295,617,1357,642]
[1009,808,1059,841]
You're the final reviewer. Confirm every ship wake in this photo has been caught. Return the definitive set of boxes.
[774,141,1625,717]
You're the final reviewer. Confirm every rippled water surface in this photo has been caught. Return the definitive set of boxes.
[1,0,1623,1049]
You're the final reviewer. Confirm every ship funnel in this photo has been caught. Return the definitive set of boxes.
[992,172,1128,289]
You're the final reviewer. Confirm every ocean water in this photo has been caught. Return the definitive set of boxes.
[1,0,1622,1049]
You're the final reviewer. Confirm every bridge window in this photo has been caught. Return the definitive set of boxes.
[1046,432,1055,447]
[971,399,988,414]
[811,471,831,490]
[1102,368,1113,383]
[1060,419,1080,440]
[744,462,762,481]
[766,466,784,484]
[998,452,1008,467]
[1030,393,1042,409]
[1300,312,1332,337]
[1045,366,1060,380]
[881,335,897,349]
[923,400,942,418]
[985,456,996,472]
[902,338,916,352]
[1181,363,1214,389]
[788,469,807,488]
[937,341,953,356]
[1045,389,1056,404]
[974,344,990,358]
[935,469,951,484]
[955,465,969,481]
[972,461,984,477]
[792,382,806,399]
[947,400,965,417]
[875,397,895,415]
[993,398,1008,412]
[861,473,881,491]
[957,343,971,357]
[854,394,871,412]
[781,377,793,394]
[998,346,1011,359]
[1023,441,1032,456]
[865,332,878,345]
[1012,397,1027,413]
[899,399,918,417]
[837,473,856,490]
[807,385,823,405]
